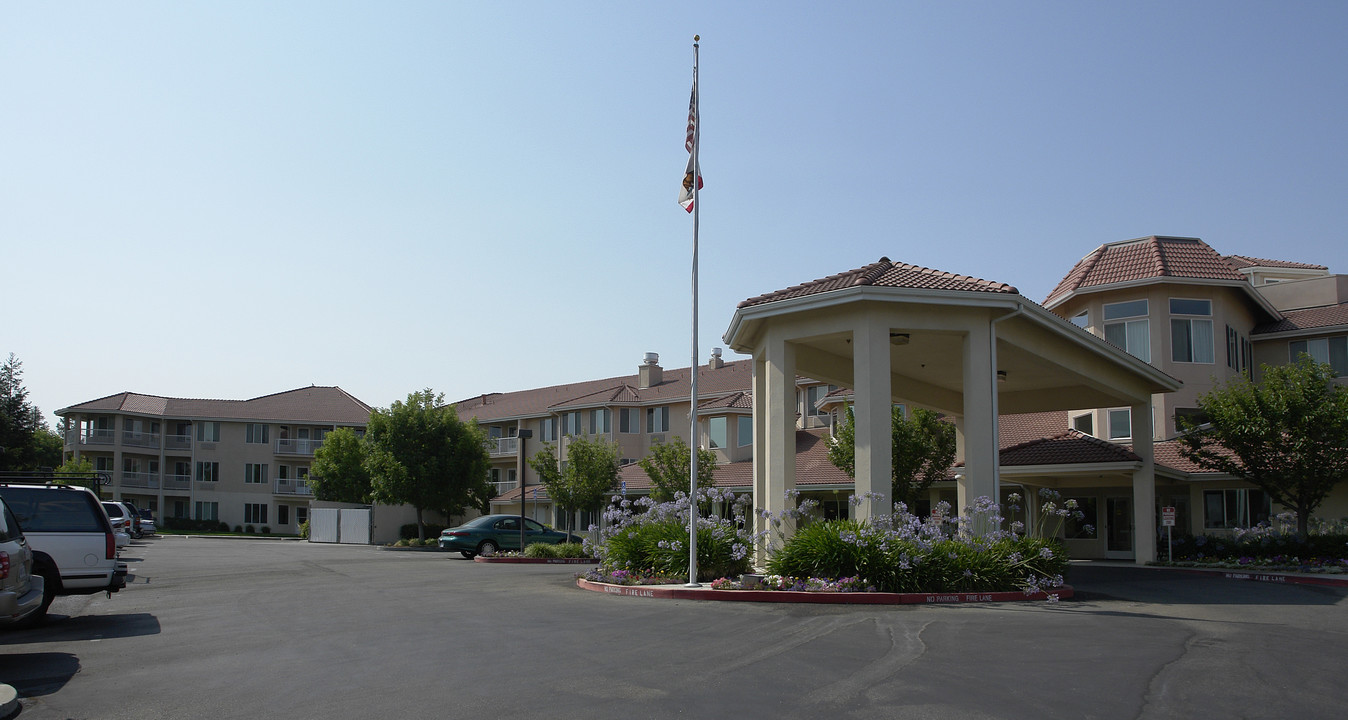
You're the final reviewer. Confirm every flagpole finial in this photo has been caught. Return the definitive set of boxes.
[693,34,699,42]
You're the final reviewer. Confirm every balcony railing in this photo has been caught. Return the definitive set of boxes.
[121,430,161,449]
[76,429,116,446]
[491,480,519,497]
[121,471,161,489]
[163,474,191,491]
[275,479,314,496]
[487,437,519,456]
[276,438,324,456]
[164,434,192,451]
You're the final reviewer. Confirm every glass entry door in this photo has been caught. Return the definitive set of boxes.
[1106,496,1133,558]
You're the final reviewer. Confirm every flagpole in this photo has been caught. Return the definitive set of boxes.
[686,36,701,589]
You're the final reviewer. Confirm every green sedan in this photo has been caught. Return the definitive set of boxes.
[438,515,583,558]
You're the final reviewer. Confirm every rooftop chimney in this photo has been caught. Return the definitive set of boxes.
[709,347,724,370]
[639,352,663,389]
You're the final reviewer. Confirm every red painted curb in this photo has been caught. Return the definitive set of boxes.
[474,556,599,564]
[576,578,1073,604]
[1165,566,1348,588]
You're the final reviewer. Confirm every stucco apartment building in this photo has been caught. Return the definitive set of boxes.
[56,386,372,533]
[478,235,1348,560]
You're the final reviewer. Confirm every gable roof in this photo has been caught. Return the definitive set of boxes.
[737,257,1018,310]
[57,386,373,425]
[1044,236,1251,308]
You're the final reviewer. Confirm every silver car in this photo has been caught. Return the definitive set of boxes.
[0,496,45,627]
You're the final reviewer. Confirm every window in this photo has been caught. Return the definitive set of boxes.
[646,406,670,433]
[1103,300,1150,362]
[562,412,582,436]
[1108,409,1131,440]
[1170,299,1213,363]
[95,456,114,472]
[805,385,836,416]
[1203,489,1270,529]
[244,463,268,484]
[195,461,220,482]
[196,422,220,442]
[1071,413,1093,436]
[245,423,269,443]
[1290,336,1348,377]
[1174,408,1208,430]
[619,408,640,434]
[539,417,556,442]
[738,416,753,447]
[277,504,290,526]
[173,500,189,519]
[244,503,268,525]
[194,501,218,522]
[1071,310,1089,329]
[589,408,611,434]
[708,416,727,449]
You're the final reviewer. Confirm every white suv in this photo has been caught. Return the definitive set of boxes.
[0,482,125,623]
[1,495,45,627]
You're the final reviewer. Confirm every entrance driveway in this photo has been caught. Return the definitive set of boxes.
[2,538,1345,719]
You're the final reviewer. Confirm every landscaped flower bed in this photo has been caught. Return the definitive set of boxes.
[1151,513,1348,573]
[584,488,1078,600]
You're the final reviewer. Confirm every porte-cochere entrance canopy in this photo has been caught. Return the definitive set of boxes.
[723,258,1181,563]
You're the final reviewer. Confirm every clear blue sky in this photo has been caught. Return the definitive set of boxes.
[4,1,1347,424]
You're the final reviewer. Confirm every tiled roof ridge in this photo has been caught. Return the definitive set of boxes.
[1044,244,1107,306]
[738,258,893,309]
[1225,254,1327,271]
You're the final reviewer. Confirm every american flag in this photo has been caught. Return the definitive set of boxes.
[678,72,702,212]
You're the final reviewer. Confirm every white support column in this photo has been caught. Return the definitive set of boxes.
[852,315,892,522]
[751,354,769,565]
[760,334,797,559]
[961,323,998,513]
[1131,401,1156,564]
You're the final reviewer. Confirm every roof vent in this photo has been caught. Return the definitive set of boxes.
[709,347,724,369]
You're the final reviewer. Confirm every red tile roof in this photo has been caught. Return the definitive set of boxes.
[1045,236,1248,307]
[738,257,1017,310]
[1253,301,1348,335]
[999,430,1141,466]
[1225,255,1327,271]
[58,386,373,425]
[456,359,755,422]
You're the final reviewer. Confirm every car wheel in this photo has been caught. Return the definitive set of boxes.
[478,540,498,556]
[460,551,475,559]
[34,565,58,623]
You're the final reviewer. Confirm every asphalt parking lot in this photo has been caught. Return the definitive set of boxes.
[3,537,1346,720]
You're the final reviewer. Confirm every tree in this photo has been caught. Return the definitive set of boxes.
[1178,356,1348,538]
[530,437,620,535]
[54,456,101,491]
[310,427,374,504]
[639,436,717,502]
[366,390,492,540]
[1,353,46,471]
[827,405,957,511]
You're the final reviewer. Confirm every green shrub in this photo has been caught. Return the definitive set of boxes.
[234,525,243,533]
[261,526,270,534]
[767,518,1070,594]
[218,522,230,532]
[244,524,255,534]
[524,543,562,558]
[604,521,750,582]
[299,521,310,539]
